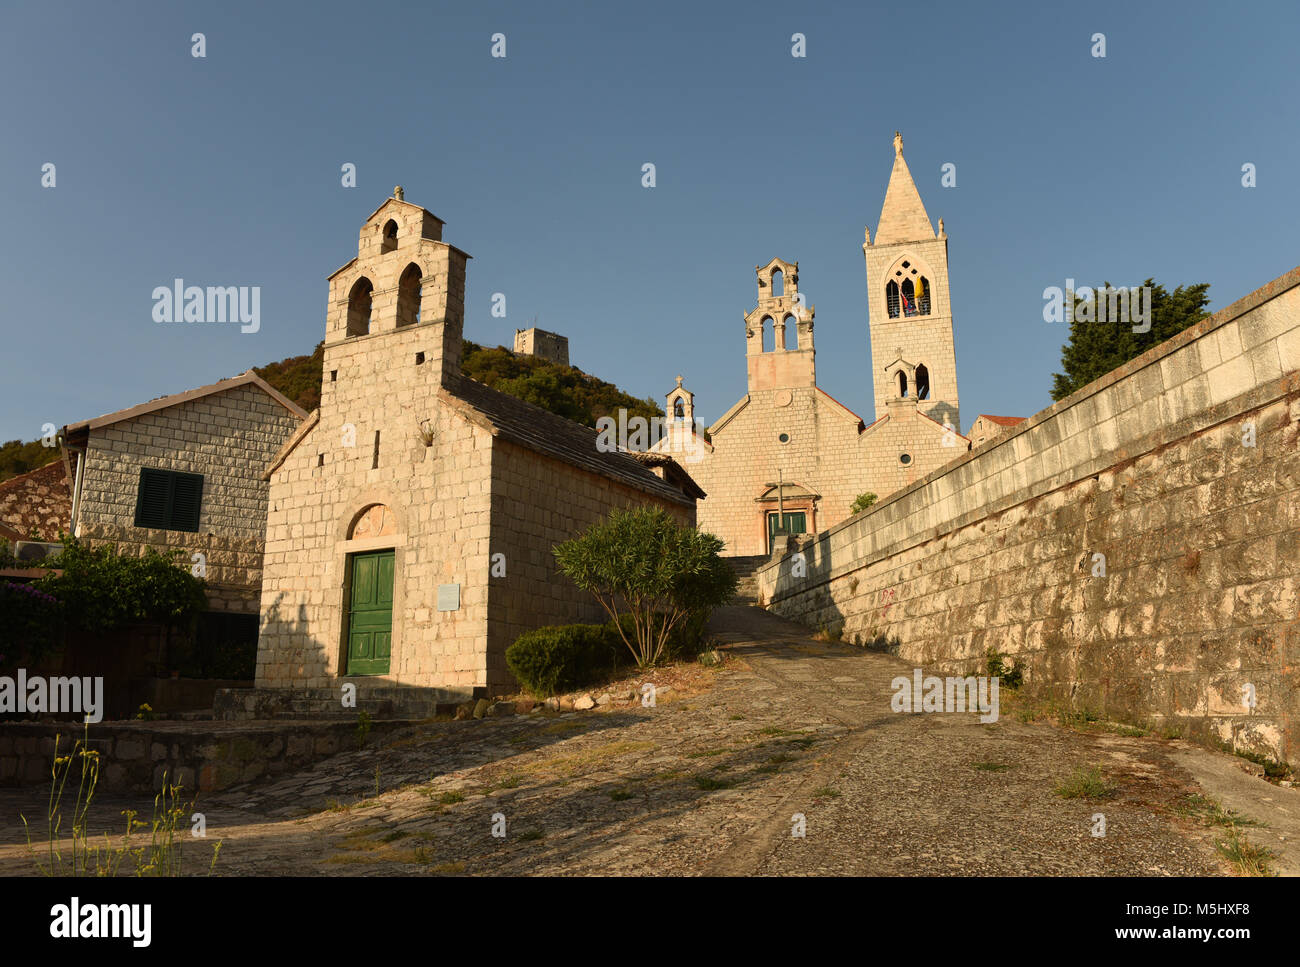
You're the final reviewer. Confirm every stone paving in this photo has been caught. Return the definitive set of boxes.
[0,605,1272,876]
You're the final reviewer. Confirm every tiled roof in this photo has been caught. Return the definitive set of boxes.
[0,460,71,542]
[442,376,699,506]
[978,414,1027,427]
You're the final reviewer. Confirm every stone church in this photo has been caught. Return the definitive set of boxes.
[248,190,702,715]
[653,133,968,557]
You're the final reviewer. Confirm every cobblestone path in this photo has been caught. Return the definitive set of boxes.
[0,606,1258,876]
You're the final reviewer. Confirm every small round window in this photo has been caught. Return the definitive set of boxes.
[778,433,790,444]
[899,453,912,465]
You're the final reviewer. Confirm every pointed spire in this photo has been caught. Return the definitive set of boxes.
[873,131,934,245]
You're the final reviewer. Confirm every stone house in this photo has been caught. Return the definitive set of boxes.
[968,414,1027,448]
[652,132,968,556]
[60,371,307,626]
[247,191,701,718]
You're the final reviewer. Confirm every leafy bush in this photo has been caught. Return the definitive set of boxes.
[849,492,878,515]
[985,647,1024,689]
[608,609,711,662]
[0,581,62,673]
[35,540,207,634]
[553,507,737,667]
[506,624,627,697]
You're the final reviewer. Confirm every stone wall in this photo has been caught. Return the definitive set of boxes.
[659,386,960,557]
[0,719,412,796]
[756,269,1300,766]
[486,439,696,688]
[257,368,494,693]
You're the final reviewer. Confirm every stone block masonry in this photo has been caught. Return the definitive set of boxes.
[756,268,1300,766]
[0,719,415,796]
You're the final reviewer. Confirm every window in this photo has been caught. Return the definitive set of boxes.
[886,261,931,317]
[674,398,684,419]
[347,277,373,336]
[396,263,422,328]
[897,370,909,397]
[134,468,203,531]
[916,364,930,400]
[783,314,797,350]
[771,268,784,297]
[381,219,398,253]
[761,315,774,352]
[778,432,790,443]
[899,453,912,465]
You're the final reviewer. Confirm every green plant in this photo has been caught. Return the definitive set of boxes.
[134,703,156,721]
[849,492,878,515]
[22,730,220,876]
[552,507,737,667]
[35,539,207,635]
[505,623,625,697]
[1054,765,1112,800]
[356,710,372,746]
[984,647,1024,689]
[0,580,62,674]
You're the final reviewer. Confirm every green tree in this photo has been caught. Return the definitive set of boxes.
[552,508,737,667]
[0,439,60,484]
[1050,279,1210,401]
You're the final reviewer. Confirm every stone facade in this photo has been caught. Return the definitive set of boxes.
[969,414,1027,448]
[513,326,570,367]
[61,375,306,614]
[652,134,966,556]
[253,191,698,713]
[756,268,1300,767]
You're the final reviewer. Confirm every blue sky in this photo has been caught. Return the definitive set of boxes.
[2,0,1297,442]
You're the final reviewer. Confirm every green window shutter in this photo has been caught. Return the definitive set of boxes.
[133,468,204,531]
[169,472,204,532]
[134,468,171,528]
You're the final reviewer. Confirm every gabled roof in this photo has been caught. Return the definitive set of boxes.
[0,460,71,542]
[64,371,307,437]
[440,377,700,507]
[976,414,1027,427]
[874,133,935,245]
[265,377,703,506]
[816,387,866,428]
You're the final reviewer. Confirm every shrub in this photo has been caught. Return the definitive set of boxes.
[0,581,62,673]
[984,647,1024,689]
[849,492,878,515]
[607,609,710,662]
[553,507,737,667]
[35,540,207,634]
[506,624,626,697]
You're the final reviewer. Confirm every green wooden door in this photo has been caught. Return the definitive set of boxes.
[346,550,394,676]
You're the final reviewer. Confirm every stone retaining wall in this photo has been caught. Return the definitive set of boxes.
[0,719,414,796]
[756,268,1300,766]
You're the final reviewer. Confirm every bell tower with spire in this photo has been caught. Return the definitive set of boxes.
[863,132,959,431]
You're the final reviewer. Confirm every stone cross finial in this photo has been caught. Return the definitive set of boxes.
[893,131,903,156]
[393,185,404,200]
[675,375,683,388]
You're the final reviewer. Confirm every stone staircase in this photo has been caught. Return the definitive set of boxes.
[727,555,770,605]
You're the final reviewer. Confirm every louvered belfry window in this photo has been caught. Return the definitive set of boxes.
[133,468,204,531]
